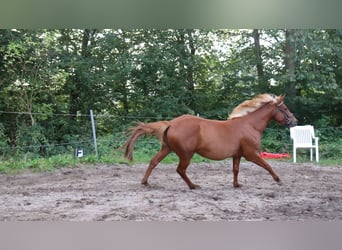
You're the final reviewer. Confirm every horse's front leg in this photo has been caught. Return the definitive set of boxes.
[232,156,241,188]
[245,152,281,184]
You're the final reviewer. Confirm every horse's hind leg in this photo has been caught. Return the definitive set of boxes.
[176,156,200,189]
[141,144,171,186]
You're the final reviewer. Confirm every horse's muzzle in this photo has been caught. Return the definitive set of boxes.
[288,118,298,128]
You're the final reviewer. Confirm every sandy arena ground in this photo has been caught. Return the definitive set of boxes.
[0,160,342,221]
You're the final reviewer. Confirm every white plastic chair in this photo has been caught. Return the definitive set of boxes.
[290,125,319,163]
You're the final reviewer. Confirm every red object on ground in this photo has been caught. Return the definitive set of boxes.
[260,151,291,159]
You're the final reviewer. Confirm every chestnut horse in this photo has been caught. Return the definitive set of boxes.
[124,94,298,189]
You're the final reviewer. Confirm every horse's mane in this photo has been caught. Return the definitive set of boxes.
[228,94,278,119]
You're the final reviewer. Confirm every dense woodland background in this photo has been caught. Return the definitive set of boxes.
[0,29,341,163]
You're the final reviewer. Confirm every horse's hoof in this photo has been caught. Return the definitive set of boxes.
[274,176,281,182]
[276,180,283,186]
[190,184,201,189]
[234,183,242,188]
[141,180,149,186]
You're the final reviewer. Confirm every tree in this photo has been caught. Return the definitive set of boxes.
[0,30,67,152]
[252,29,267,92]
[293,29,342,125]
[283,29,297,109]
[0,29,341,159]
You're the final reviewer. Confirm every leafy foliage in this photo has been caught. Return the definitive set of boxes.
[0,29,341,167]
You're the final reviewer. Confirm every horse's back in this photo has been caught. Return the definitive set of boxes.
[168,115,202,138]
[166,115,241,159]
[171,114,201,122]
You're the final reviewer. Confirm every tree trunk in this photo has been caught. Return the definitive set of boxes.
[252,29,267,92]
[176,29,195,91]
[186,29,196,91]
[283,29,297,108]
[176,29,196,112]
[69,29,95,116]
[67,29,96,134]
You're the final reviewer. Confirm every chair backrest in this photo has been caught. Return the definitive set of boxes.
[290,125,315,147]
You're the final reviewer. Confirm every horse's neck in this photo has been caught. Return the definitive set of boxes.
[243,104,274,132]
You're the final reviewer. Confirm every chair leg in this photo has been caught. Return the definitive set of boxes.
[316,146,319,162]
[310,148,313,161]
[293,147,296,163]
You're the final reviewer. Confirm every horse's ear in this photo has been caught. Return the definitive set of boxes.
[278,94,285,102]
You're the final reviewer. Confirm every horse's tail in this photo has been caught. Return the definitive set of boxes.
[124,121,170,161]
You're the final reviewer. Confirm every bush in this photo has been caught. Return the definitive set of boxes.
[15,124,47,157]
[1,124,341,173]
[261,126,342,162]
[0,123,10,157]
[320,138,342,160]
[261,128,291,153]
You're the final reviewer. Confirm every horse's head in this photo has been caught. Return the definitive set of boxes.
[273,95,298,127]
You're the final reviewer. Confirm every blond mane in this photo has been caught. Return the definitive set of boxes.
[228,94,278,119]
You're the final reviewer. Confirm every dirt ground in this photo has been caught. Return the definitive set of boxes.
[0,160,342,221]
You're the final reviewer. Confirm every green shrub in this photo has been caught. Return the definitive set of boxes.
[320,138,342,161]
[1,126,341,173]
[0,123,10,157]
[261,128,291,153]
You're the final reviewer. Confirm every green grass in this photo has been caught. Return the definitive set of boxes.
[0,134,341,174]
[286,157,341,166]
[2,148,340,175]
[0,155,77,174]
[0,147,214,174]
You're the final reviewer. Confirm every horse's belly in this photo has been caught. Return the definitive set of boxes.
[196,141,238,160]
